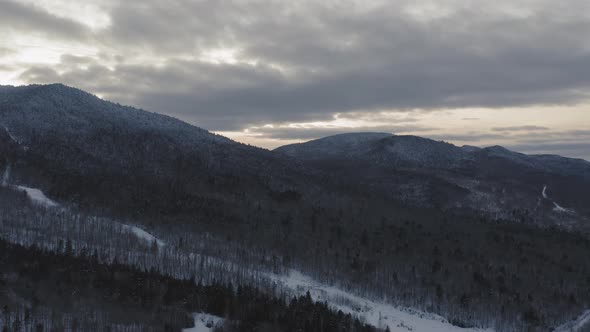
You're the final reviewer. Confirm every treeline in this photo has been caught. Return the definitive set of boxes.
[0,239,378,332]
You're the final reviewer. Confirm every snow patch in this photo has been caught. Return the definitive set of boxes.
[554,310,590,332]
[1,166,58,208]
[270,270,492,332]
[542,186,575,214]
[553,202,575,214]
[3,126,20,144]
[121,224,165,248]
[542,185,548,199]
[1,165,10,186]
[183,313,224,332]
[15,185,59,207]
[2,126,28,150]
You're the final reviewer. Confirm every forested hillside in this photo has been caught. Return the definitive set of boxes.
[0,239,378,332]
[0,84,589,331]
[277,133,590,228]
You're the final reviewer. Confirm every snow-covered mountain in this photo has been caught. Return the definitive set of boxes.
[0,84,312,221]
[277,133,590,229]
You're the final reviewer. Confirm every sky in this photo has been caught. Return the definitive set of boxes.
[1,0,589,160]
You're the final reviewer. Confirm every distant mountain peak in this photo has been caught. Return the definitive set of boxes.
[461,145,482,152]
[308,132,392,143]
[277,133,470,167]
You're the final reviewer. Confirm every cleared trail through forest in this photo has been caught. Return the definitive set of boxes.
[554,310,590,332]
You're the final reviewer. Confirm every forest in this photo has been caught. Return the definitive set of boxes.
[0,238,377,332]
[0,182,589,331]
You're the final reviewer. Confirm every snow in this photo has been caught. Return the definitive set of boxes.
[554,310,590,332]
[1,165,10,186]
[276,132,392,158]
[553,202,575,214]
[1,165,58,208]
[542,185,548,199]
[542,186,575,214]
[183,313,224,332]
[121,224,165,247]
[2,125,29,150]
[270,270,493,332]
[3,126,21,144]
[15,185,59,207]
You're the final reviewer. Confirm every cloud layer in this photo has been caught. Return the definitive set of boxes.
[2,0,590,159]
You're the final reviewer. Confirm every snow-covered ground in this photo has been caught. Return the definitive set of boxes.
[542,185,548,199]
[1,165,59,208]
[553,202,575,214]
[542,185,575,214]
[120,224,165,247]
[183,313,224,332]
[15,185,59,207]
[270,270,493,332]
[554,310,590,332]
[1,165,10,186]
[2,165,165,248]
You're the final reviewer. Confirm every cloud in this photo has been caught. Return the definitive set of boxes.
[425,133,508,142]
[424,129,590,161]
[491,125,550,132]
[0,47,16,56]
[5,0,590,143]
[246,124,437,140]
[0,0,91,40]
[506,143,590,161]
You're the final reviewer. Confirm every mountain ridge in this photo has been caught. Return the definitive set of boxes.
[276,131,590,227]
[277,132,590,166]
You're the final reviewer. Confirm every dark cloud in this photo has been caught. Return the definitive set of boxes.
[0,0,91,40]
[7,0,590,137]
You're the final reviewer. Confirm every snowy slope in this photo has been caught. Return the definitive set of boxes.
[542,185,576,214]
[183,313,224,332]
[2,165,59,208]
[270,270,493,332]
[15,185,59,208]
[3,164,166,247]
[554,310,590,332]
[276,132,392,159]
[543,185,549,199]
[120,224,165,248]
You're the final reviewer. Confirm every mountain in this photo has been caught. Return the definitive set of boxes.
[276,132,590,228]
[0,84,314,224]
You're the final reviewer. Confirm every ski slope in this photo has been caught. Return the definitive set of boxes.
[121,224,166,247]
[554,310,590,332]
[553,202,575,214]
[270,270,493,332]
[16,185,59,207]
[542,185,575,214]
[183,313,224,332]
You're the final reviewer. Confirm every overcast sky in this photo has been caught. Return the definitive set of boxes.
[1,0,589,160]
